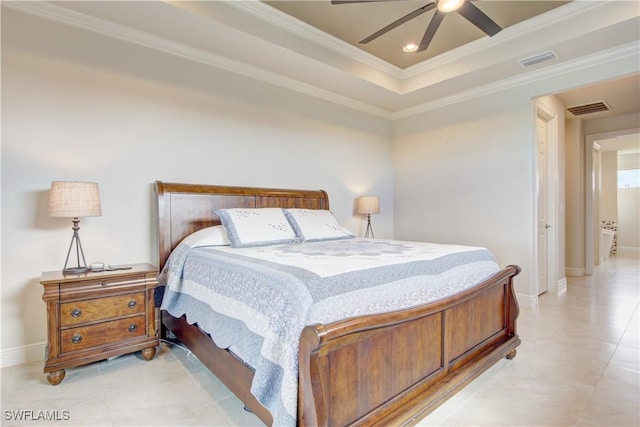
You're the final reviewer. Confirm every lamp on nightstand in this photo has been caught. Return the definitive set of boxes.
[356,195,379,239]
[48,181,102,274]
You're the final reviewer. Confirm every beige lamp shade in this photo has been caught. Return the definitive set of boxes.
[48,181,102,218]
[356,196,380,215]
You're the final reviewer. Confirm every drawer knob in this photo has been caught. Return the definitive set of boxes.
[71,334,83,344]
[128,300,137,309]
[128,324,137,333]
[71,309,82,318]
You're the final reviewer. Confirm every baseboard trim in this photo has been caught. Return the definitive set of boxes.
[618,246,640,254]
[557,277,568,293]
[1,341,46,368]
[566,266,585,277]
[515,293,537,309]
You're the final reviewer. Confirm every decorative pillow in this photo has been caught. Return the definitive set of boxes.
[180,225,230,248]
[214,208,298,248]
[284,209,355,242]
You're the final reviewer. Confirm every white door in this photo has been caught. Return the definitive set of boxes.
[537,116,549,295]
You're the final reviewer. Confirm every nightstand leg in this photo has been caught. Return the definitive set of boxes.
[46,369,65,385]
[141,346,156,361]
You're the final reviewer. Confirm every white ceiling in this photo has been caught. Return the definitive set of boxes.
[5,0,639,124]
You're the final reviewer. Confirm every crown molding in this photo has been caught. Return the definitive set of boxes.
[393,42,640,119]
[228,1,403,78]
[400,2,600,78]
[3,1,637,121]
[3,1,392,119]
[231,1,601,82]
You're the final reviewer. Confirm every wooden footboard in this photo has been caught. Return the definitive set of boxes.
[155,181,521,426]
[298,264,520,427]
[161,264,519,427]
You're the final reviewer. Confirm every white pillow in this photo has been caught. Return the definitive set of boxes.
[215,208,298,248]
[180,225,230,248]
[284,209,355,242]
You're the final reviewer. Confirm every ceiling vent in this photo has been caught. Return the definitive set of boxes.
[566,101,611,116]
[517,50,557,68]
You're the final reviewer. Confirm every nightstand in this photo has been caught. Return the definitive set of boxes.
[39,263,159,385]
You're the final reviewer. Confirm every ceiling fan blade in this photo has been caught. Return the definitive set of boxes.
[418,10,444,52]
[457,2,502,36]
[360,2,436,44]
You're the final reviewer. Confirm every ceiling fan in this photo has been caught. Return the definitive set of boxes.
[331,0,502,53]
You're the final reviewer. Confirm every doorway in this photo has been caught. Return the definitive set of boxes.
[585,128,640,274]
[535,104,560,295]
[537,115,549,295]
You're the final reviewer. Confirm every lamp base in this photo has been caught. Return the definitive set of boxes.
[62,266,90,275]
[364,214,375,239]
[62,218,89,274]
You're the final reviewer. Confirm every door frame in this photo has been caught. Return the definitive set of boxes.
[535,104,560,294]
[585,127,640,274]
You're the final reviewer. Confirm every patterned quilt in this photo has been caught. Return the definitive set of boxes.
[159,238,499,427]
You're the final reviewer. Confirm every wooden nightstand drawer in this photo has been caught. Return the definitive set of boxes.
[61,315,146,353]
[59,276,148,301]
[60,292,145,327]
[41,263,159,385]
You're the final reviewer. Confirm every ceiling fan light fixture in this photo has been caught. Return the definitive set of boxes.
[437,0,465,13]
[403,43,418,52]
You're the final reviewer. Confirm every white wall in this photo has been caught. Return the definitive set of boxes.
[583,114,640,262]
[1,9,394,365]
[393,96,536,300]
[601,151,618,223]
[393,69,638,303]
[618,153,640,252]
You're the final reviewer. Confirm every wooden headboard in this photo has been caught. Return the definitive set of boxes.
[155,181,329,269]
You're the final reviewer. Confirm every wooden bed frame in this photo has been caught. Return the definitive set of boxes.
[155,181,521,427]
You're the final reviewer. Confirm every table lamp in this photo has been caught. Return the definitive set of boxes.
[48,181,102,274]
[356,195,379,238]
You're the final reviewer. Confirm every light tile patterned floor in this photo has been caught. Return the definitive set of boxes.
[2,255,638,426]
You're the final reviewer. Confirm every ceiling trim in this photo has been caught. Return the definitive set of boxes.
[4,1,638,122]
[401,2,598,78]
[394,41,640,119]
[3,0,393,119]
[229,1,599,80]
[228,1,403,77]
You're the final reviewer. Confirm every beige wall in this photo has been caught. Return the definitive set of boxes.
[565,119,585,274]
[2,4,639,366]
[1,9,394,366]
[393,93,547,303]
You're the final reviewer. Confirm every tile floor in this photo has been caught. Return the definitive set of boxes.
[2,255,638,426]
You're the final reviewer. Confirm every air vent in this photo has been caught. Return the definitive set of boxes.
[566,101,611,116]
[517,50,557,68]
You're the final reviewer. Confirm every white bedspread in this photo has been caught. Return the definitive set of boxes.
[159,238,499,427]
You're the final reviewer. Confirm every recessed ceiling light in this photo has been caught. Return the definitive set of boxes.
[403,43,418,53]
[437,0,464,13]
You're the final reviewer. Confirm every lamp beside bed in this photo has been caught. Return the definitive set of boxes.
[356,195,379,238]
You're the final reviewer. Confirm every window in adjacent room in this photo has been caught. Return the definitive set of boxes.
[618,169,640,188]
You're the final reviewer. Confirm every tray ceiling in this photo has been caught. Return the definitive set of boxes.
[3,1,638,120]
[266,1,569,69]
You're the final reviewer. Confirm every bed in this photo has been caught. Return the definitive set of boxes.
[155,181,521,427]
